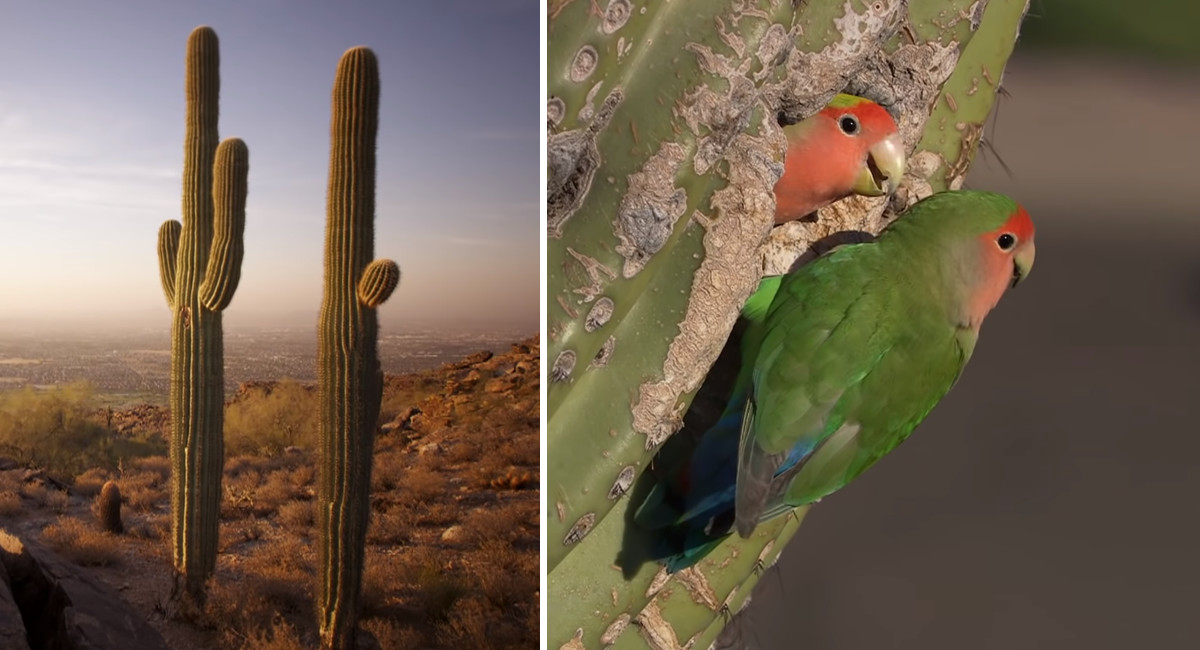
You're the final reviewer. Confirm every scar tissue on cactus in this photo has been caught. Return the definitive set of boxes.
[316,45,399,650]
[155,24,249,605]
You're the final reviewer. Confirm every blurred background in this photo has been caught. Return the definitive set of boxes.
[739,1,1200,647]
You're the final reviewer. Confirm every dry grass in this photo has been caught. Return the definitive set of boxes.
[400,465,447,502]
[276,501,313,532]
[0,491,22,517]
[41,517,121,566]
[3,338,539,649]
[73,467,111,498]
[116,466,167,513]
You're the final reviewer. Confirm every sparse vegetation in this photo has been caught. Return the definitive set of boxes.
[225,380,318,455]
[0,338,538,648]
[41,517,122,566]
[0,382,165,478]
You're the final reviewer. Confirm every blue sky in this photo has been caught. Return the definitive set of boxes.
[0,0,538,332]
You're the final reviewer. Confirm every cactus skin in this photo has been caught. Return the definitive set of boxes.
[156,25,248,605]
[547,0,1031,646]
[97,480,123,535]
[316,46,399,650]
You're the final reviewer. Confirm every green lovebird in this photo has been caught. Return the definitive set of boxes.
[633,190,1037,572]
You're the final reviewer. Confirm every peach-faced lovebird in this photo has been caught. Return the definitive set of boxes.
[635,190,1036,572]
[773,94,906,224]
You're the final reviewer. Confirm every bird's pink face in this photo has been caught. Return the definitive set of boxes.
[813,99,906,199]
[968,204,1036,324]
[774,96,906,224]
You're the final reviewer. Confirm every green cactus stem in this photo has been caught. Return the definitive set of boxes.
[316,46,399,650]
[97,480,123,535]
[156,25,248,605]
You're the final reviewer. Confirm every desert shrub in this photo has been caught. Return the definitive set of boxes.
[73,467,110,498]
[116,469,165,512]
[0,492,21,517]
[473,539,539,610]
[362,618,425,649]
[366,507,409,546]
[41,517,121,566]
[276,501,313,531]
[0,383,116,477]
[131,455,171,482]
[459,503,531,547]
[239,617,305,650]
[371,448,406,492]
[224,380,318,455]
[401,465,446,502]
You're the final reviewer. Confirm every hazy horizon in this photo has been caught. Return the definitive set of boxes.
[0,1,538,333]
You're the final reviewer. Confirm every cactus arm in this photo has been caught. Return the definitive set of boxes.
[356,258,400,308]
[199,137,248,312]
[317,46,389,650]
[157,220,181,306]
[908,0,1030,197]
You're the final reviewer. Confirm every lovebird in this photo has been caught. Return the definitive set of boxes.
[634,190,1036,572]
[773,94,906,224]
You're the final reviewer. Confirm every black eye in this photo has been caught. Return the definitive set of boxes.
[838,115,859,135]
[997,233,1016,251]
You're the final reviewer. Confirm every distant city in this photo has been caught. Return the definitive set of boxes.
[0,322,534,402]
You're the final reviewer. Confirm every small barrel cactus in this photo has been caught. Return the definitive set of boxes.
[97,480,122,535]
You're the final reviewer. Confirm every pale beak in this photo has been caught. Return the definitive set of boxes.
[852,133,906,197]
[1012,241,1036,288]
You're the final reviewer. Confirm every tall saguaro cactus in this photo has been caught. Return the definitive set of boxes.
[156,25,248,604]
[316,46,400,650]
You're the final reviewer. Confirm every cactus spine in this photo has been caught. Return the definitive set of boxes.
[316,47,399,650]
[97,480,122,534]
[156,25,248,604]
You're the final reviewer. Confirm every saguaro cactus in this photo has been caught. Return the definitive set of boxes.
[316,46,400,650]
[156,25,248,604]
[547,0,1031,646]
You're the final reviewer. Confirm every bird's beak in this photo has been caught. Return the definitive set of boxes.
[1011,241,1036,288]
[852,133,906,197]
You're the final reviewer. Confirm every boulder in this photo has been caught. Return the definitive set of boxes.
[0,555,29,650]
[0,528,168,650]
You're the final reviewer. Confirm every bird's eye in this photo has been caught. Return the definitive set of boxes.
[996,233,1016,251]
[838,115,859,135]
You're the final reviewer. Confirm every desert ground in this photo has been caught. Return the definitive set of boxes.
[0,337,539,649]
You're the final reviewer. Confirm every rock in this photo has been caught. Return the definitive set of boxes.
[441,525,463,543]
[381,406,421,435]
[0,528,168,650]
[418,442,441,456]
[0,458,18,472]
[444,350,493,371]
[0,555,29,650]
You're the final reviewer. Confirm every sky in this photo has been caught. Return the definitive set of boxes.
[0,0,538,333]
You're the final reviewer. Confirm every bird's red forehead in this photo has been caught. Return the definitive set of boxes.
[998,204,1035,242]
[818,97,896,130]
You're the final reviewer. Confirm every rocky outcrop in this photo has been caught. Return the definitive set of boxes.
[379,335,540,436]
[0,555,29,650]
[0,528,167,650]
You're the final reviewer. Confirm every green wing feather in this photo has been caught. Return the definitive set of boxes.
[734,237,968,536]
